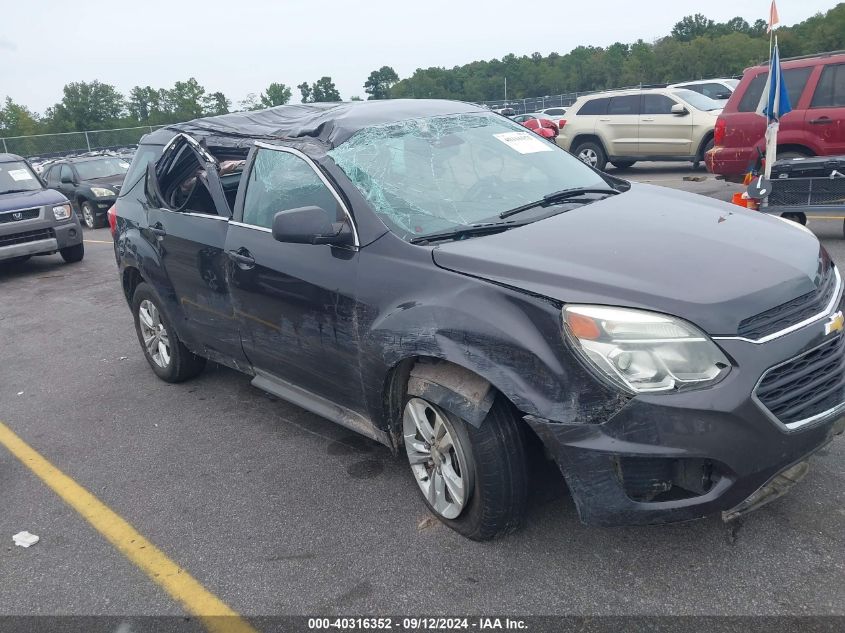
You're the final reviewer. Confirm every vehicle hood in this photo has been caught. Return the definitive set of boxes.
[432,183,828,336]
[0,187,68,212]
[81,174,125,191]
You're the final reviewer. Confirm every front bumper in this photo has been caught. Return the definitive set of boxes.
[526,312,845,527]
[0,213,82,261]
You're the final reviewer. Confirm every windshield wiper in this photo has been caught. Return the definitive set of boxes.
[409,221,526,245]
[0,189,36,195]
[499,187,620,219]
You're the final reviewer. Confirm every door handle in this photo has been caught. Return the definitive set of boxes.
[641,117,655,122]
[809,117,833,125]
[148,223,166,237]
[227,249,255,268]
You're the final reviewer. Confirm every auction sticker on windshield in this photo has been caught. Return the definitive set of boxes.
[494,131,554,154]
[7,169,33,181]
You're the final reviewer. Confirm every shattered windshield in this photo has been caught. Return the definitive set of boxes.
[328,113,608,241]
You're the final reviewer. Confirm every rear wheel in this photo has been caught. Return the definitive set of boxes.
[610,160,636,170]
[60,243,84,263]
[131,282,205,383]
[781,212,807,226]
[694,138,715,169]
[403,395,529,540]
[778,150,811,161]
[573,141,607,171]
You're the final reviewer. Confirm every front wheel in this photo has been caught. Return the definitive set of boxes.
[80,201,104,229]
[131,282,205,383]
[60,243,84,263]
[403,395,529,540]
[573,141,607,171]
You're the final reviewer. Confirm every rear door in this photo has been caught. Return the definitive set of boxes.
[805,62,845,156]
[640,94,692,156]
[601,95,641,157]
[144,133,248,369]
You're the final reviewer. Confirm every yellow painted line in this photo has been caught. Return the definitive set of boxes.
[0,420,257,633]
[83,239,114,244]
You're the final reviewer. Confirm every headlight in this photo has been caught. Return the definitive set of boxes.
[563,305,730,393]
[91,187,115,197]
[52,204,72,220]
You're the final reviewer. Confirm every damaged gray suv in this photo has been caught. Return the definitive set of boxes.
[114,100,844,540]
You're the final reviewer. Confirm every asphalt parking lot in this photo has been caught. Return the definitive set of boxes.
[1,164,844,623]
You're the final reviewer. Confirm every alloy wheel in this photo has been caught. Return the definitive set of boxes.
[82,205,95,229]
[138,299,171,368]
[578,148,598,167]
[403,398,473,519]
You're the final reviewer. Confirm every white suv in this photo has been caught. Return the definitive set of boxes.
[557,88,722,171]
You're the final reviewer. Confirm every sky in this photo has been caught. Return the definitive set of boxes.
[0,0,839,115]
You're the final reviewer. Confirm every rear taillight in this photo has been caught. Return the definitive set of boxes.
[558,119,566,128]
[714,117,726,146]
[107,204,117,237]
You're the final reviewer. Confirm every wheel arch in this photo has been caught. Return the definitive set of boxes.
[696,131,715,160]
[776,143,815,157]
[570,133,608,156]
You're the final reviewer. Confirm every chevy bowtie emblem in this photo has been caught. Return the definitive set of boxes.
[12,212,22,220]
[825,311,844,335]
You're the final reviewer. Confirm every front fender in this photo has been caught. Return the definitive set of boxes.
[359,277,625,430]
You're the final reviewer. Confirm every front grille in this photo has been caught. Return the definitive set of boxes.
[0,208,40,224]
[756,334,845,428]
[738,266,838,340]
[0,228,55,248]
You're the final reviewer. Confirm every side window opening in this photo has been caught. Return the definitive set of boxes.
[811,63,845,108]
[738,67,813,112]
[241,149,342,230]
[577,98,609,116]
[152,138,245,216]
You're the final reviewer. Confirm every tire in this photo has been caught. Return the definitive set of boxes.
[131,282,206,383]
[781,212,807,226]
[60,242,84,263]
[403,394,529,541]
[610,160,636,170]
[80,200,104,229]
[573,140,608,171]
[694,138,714,169]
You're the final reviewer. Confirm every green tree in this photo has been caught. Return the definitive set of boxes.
[168,78,207,120]
[671,14,716,41]
[297,82,313,103]
[0,97,40,137]
[259,82,292,108]
[203,91,230,116]
[364,66,399,100]
[47,81,125,131]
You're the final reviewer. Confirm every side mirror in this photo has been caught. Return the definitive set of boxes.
[671,104,689,116]
[271,205,354,246]
[715,92,732,100]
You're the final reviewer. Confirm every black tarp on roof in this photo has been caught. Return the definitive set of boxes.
[147,99,486,151]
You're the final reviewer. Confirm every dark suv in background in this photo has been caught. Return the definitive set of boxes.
[43,154,130,228]
[114,100,843,540]
[0,153,84,265]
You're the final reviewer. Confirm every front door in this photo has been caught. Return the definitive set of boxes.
[805,62,845,156]
[144,133,248,369]
[639,94,693,157]
[224,143,364,412]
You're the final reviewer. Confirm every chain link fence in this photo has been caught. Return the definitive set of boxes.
[0,125,166,159]
[480,91,589,114]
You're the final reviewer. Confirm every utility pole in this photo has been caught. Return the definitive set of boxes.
[504,77,507,101]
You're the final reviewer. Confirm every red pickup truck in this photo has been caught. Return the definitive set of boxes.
[706,51,845,181]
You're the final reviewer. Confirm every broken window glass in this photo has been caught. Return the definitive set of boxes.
[328,113,606,241]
